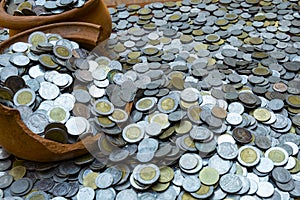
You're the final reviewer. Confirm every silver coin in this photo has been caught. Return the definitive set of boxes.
[256,182,274,198]
[189,126,212,141]
[182,175,201,193]
[26,112,49,134]
[208,154,232,175]
[76,187,95,200]
[39,82,60,100]
[219,174,243,193]
[255,157,274,173]
[228,102,244,114]
[217,142,238,160]
[96,173,114,189]
[0,174,13,189]
[116,189,137,200]
[96,188,116,200]
[226,112,243,125]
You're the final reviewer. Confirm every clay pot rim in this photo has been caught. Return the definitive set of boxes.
[0,0,98,28]
[0,22,107,161]
[0,21,103,52]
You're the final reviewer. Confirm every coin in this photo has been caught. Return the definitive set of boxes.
[253,108,271,122]
[122,124,145,143]
[219,174,242,193]
[238,145,260,167]
[199,167,219,186]
[94,99,114,115]
[265,147,289,166]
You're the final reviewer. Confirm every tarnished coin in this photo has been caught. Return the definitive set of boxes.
[232,127,253,144]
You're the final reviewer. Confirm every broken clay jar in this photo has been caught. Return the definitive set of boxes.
[0,0,112,38]
[0,22,111,162]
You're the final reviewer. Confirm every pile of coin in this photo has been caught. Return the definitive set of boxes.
[5,0,87,16]
[1,0,300,199]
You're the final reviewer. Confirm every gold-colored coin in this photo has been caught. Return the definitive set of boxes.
[95,100,114,115]
[83,172,98,189]
[151,182,170,192]
[160,37,171,45]
[180,100,198,110]
[182,192,198,200]
[194,185,211,196]
[252,66,270,76]
[171,77,184,90]
[161,97,175,111]
[199,167,220,185]
[215,19,228,26]
[128,52,141,59]
[148,39,160,46]
[195,43,209,51]
[175,120,192,134]
[249,37,263,45]
[192,30,204,36]
[169,13,181,21]
[211,106,227,119]
[126,126,142,140]
[151,113,170,129]
[109,109,128,123]
[49,107,67,122]
[158,166,174,183]
[138,8,151,15]
[17,2,32,11]
[237,32,248,39]
[253,108,271,122]
[17,90,33,105]
[254,15,266,21]
[267,149,286,163]
[114,43,126,53]
[159,127,175,140]
[140,166,157,181]
[183,136,196,149]
[97,116,114,126]
[289,158,300,174]
[9,166,26,180]
[240,148,257,163]
[287,95,300,108]
[180,35,193,44]
[251,52,269,59]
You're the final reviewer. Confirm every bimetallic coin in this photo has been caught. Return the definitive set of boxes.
[238,145,260,167]
[47,106,69,123]
[136,97,156,112]
[53,45,72,60]
[13,88,35,106]
[122,124,145,143]
[107,108,127,124]
[135,164,160,185]
[28,31,47,47]
[158,95,178,114]
[94,99,114,116]
[265,147,289,166]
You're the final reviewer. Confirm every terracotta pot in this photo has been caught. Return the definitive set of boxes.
[0,22,109,162]
[0,0,112,39]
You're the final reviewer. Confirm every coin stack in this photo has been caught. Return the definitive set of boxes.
[5,0,87,16]
[1,0,300,199]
